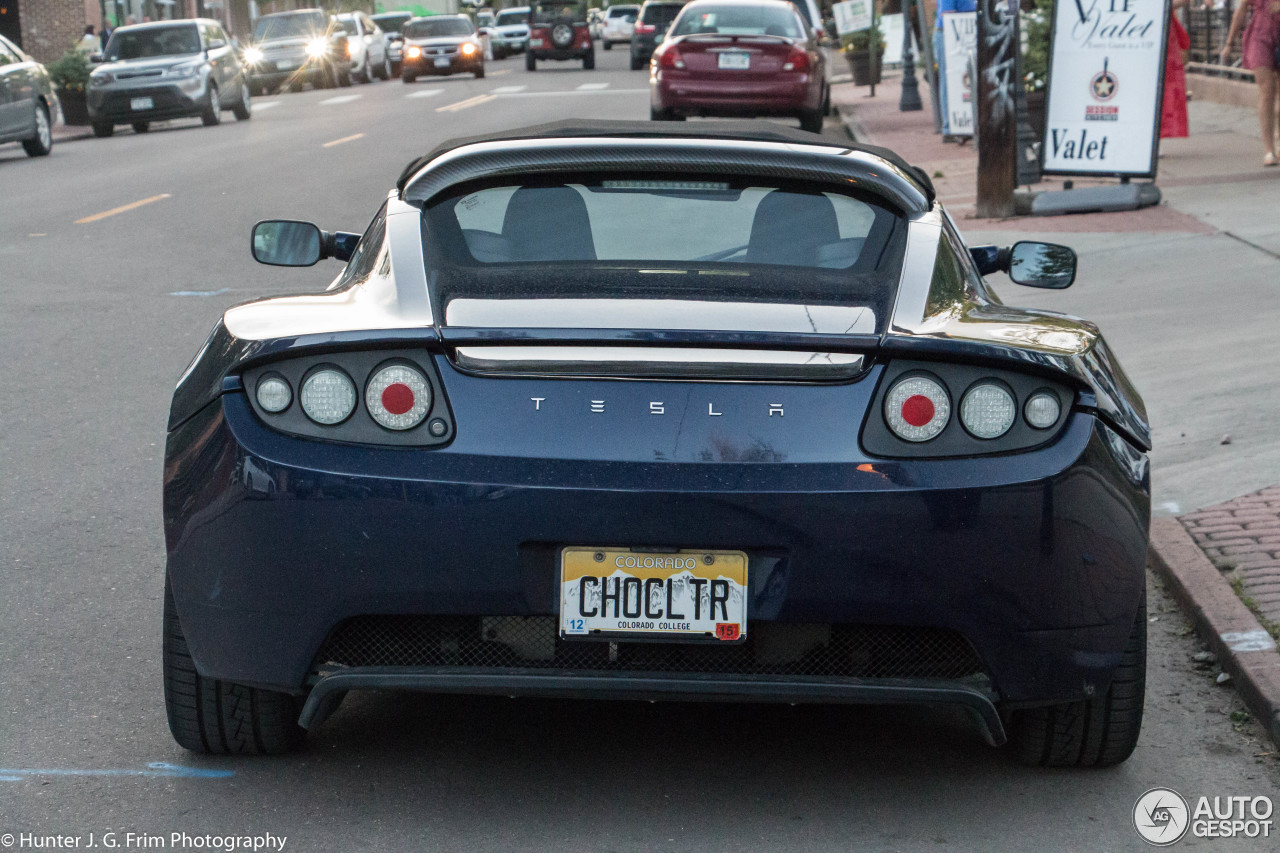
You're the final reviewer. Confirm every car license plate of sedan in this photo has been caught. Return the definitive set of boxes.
[434,55,451,68]
[560,547,748,642]
[130,97,153,110]
[718,51,751,70]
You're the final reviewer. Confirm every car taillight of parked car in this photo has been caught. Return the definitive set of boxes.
[884,375,950,442]
[781,45,809,72]
[635,22,656,33]
[657,45,683,68]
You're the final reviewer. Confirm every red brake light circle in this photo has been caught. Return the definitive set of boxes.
[884,375,950,442]
[366,363,431,431]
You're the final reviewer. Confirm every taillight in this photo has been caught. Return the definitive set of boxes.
[300,367,357,425]
[782,45,810,72]
[959,382,1016,439]
[657,45,684,69]
[635,21,656,33]
[1024,391,1062,429]
[884,375,950,442]
[255,374,292,413]
[365,363,432,431]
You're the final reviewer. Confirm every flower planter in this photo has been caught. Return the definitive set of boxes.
[846,50,884,87]
[59,89,90,125]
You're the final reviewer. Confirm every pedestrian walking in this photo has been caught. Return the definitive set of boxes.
[1162,0,1192,140]
[1221,0,1280,165]
[100,24,112,50]
[77,25,98,53]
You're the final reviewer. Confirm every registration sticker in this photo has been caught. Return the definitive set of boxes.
[560,547,748,641]
[718,51,750,70]
[130,97,153,110]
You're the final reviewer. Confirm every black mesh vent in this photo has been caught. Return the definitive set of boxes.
[313,616,986,681]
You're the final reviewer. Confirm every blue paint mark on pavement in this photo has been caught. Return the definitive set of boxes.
[169,288,232,297]
[0,762,233,781]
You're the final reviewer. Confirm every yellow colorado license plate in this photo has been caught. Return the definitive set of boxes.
[560,547,748,642]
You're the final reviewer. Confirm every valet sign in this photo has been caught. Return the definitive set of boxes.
[1042,0,1170,178]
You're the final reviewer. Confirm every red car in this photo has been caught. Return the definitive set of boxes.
[650,0,827,132]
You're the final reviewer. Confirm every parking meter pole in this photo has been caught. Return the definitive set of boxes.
[899,0,923,111]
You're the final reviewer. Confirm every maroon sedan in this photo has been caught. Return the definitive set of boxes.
[649,0,828,132]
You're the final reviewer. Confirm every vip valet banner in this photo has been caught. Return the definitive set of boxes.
[942,12,976,137]
[1042,0,1170,177]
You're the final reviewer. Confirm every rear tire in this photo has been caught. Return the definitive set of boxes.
[200,84,221,126]
[22,102,53,156]
[603,39,612,50]
[163,578,305,755]
[583,49,595,70]
[92,121,114,138]
[378,55,392,80]
[232,82,251,120]
[650,106,682,121]
[1009,593,1146,768]
[131,121,150,133]
[630,53,644,70]
[799,108,823,133]
[525,52,536,71]
[474,64,485,79]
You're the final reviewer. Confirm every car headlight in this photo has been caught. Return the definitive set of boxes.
[461,42,477,55]
[90,72,113,86]
[406,45,421,58]
[243,46,263,64]
[169,62,202,78]
[305,38,328,58]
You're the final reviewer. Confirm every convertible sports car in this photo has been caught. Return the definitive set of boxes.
[162,121,1150,766]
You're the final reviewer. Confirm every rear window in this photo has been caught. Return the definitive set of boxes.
[404,17,475,37]
[253,12,327,40]
[497,10,529,25]
[372,13,412,31]
[782,0,813,25]
[607,5,640,17]
[672,5,804,37]
[430,179,895,270]
[106,25,201,60]
[640,2,686,25]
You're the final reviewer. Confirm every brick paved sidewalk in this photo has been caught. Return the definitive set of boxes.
[1180,486,1280,629]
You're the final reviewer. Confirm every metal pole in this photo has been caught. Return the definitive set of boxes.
[868,0,877,97]
[899,0,923,110]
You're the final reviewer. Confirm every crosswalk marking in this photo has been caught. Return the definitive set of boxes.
[319,94,362,105]
[576,82,609,90]
[405,89,444,99]
[252,100,282,110]
[491,85,527,93]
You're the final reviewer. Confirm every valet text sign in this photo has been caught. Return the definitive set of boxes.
[1042,0,1170,178]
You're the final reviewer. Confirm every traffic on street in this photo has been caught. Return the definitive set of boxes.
[3,0,1280,850]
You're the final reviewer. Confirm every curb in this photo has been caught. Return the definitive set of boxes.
[1149,516,1280,748]
[830,85,877,146]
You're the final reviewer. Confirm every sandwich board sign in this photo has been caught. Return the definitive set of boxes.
[1041,0,1171,178]
[942,12,976,137]
[833,0,873,34]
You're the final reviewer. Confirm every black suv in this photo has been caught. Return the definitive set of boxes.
[630,0,685,70]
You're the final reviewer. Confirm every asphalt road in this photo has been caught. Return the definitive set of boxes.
[2,48,1279,851]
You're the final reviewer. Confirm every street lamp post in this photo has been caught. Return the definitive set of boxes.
[899,0,923,111]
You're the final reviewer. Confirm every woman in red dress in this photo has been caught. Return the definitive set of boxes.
[1162,0,1191,140]
[1222,0,1280,165]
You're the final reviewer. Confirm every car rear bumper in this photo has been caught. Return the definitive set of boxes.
[165,388,1149,712]
[653,73,815,115]
[404,54,481,74]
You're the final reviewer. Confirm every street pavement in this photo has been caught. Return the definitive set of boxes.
[3,48,1280,851]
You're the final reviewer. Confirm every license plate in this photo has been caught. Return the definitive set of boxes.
[529,38,544,47]
[434,55,451,68]
[130,97,153,110]
[718,51,750,70]
[560,547,748,641]
[276,59,298,70]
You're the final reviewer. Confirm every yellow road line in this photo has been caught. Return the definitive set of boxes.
[75,193,171,225]
[436,94,497,112]
[322,132,365,148]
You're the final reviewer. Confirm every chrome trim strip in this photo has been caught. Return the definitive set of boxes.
[454,346,865,379]
[888,209,943,336]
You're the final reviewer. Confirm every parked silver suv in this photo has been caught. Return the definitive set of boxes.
[88,19,249,137]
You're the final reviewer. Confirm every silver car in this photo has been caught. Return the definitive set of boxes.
[491,6,531,57]
[334,12,391,83]
[0,33,58,157]
[88,19,249,137]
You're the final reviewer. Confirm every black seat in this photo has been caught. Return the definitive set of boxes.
[501,186,597,262]
[745,190,841,266]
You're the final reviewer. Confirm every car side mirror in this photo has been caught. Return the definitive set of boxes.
[1008,241,1076,289]
[252,221,323,266]
[207,38,226,49]
[969,241,1076,289]
[89,51,104,63]
[654,33,664,44]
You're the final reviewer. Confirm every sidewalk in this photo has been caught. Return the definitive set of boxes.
[834,70,1280,746]
[831,69,1280,234]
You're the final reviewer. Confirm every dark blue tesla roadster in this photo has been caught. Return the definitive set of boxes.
[162,121,1150,765]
